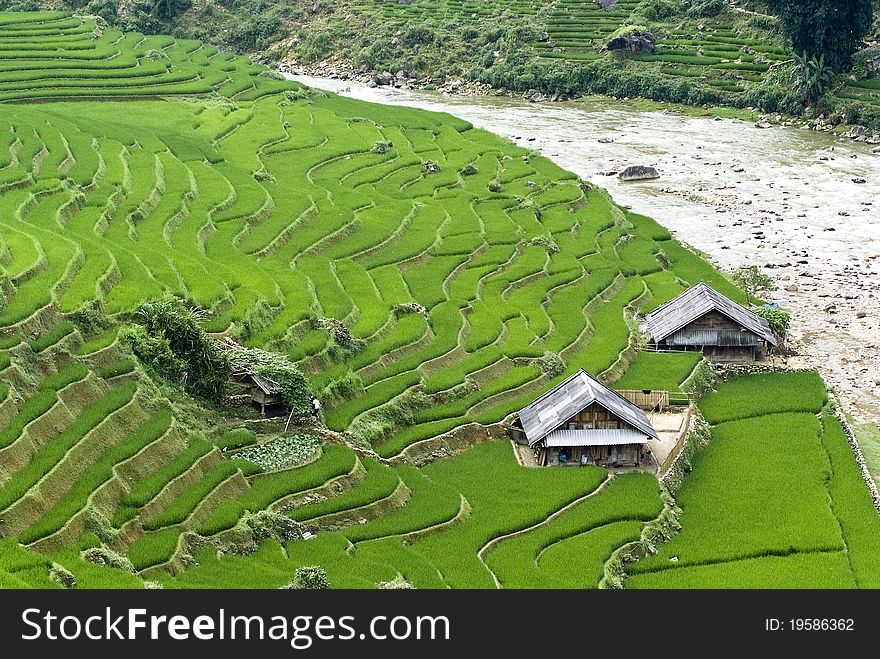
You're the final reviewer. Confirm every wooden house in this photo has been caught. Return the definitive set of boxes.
[250,374,283,416]
[511,370,658,467]
[642,282,777,361]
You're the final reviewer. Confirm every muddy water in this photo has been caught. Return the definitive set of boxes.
[288,74,880,423]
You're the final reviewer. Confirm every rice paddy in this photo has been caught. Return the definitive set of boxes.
[626,372,880,589]
[0,12,877,590]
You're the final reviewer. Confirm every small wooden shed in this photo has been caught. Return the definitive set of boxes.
[250,374,283,416]
[511,370,658,467]
[642,282,777,361]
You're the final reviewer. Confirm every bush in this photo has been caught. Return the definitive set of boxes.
[80,547,136,574]
[686,0,725,17]
[282,565,330,589]
[640,0,683,22]
[753,305,791,337]
[377,576,415,589]
[126,298,229,401]
[70,301,112,335]
[244,510,303,542]
[49,564,77,589]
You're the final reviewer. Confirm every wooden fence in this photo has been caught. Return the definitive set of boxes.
[617,389,670,411]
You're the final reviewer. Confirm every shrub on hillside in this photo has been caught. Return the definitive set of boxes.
[81,547,137,574]
[244,510,304,542]
[640,0,684,22]
[49,564,77,589]
[124,297,229,401]
[281,566,330,589]
[70,301,111,336]
[377,576,415,589]
[686,0,726,18]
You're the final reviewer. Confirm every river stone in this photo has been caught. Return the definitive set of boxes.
[619,165,660,182]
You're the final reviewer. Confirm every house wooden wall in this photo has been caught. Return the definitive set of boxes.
[658,310,768,361]
[563,403,631,430]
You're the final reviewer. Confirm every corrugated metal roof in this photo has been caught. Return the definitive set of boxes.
[516,370,659,446]
[545,428,651,447]
[667,328,760,347]
[251,374,281,394]
[643,282,776,346]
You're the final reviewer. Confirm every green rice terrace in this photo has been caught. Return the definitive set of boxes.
[283,0,880,120]
[0,11,878,589]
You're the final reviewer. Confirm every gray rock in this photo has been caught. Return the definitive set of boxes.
[619,165,660,182]
[848,125,867,139]
[606,29,656,54]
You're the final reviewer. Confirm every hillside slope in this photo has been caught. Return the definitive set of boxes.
[1,11,878,590]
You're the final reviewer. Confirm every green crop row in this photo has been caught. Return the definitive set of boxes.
[486,472,661,588]
[0,381,137,511]
[698,371,827,424]
[120,438,213,512]
[343,465,461,543]
[128,526,183,571]
[18,412,173,544]
[288,458,399,522]
[142,459,260,530]
[196,444,356,536]
[28,320,75,353]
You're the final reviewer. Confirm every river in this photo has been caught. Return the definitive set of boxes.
[287,74,880,426]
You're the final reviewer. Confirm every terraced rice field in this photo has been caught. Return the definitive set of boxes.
[335,0,787,102]
[158,441,663,589]
[1,12,877,590]
[627,372,880,589]
[0,11,745,461]
[537,0,640,63]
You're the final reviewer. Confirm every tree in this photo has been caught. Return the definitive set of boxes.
[791,51,835,103]
[753,305,791,338]
[125,297,230,401]
[150,0,190,19]
[731,265,775,306]
[768,0,873,73]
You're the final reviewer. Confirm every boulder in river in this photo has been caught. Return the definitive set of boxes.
[619,165,660,182]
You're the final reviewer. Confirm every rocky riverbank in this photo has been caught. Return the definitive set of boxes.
[279,59,492,96]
